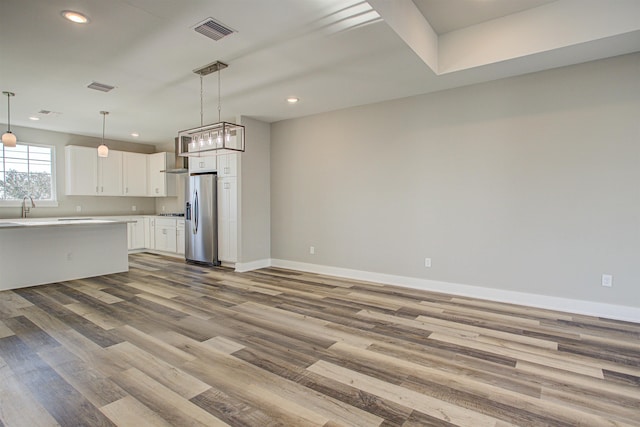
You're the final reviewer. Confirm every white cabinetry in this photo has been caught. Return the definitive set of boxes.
[176,220,185,255]
[144,217,155,249]
[65,146,123,196]
[218,176,237,262]
[217,153,238,177]
[65,146,98,196]
[189,156,217,173]
[127,217,145,250]
[148,153,176,197]
[154,218,177,253]
[98,151,123,196]
[123,152,148,196]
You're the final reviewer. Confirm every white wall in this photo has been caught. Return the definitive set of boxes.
[0,125,158,219]
[271,53,640,310]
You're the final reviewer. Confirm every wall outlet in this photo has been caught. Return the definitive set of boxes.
[132,205,137,212]
[309,246,315,255]
[601,274,613,287]
[76,205,82,212]
[424,257,431,268]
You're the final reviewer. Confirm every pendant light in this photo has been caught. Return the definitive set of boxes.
[177,60,244,157]
[2,91,17,147]
[97,111,109,158]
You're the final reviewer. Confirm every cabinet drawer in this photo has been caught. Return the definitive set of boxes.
[155,218,177,227]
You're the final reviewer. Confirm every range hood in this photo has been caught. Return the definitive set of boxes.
[161,137,189,174]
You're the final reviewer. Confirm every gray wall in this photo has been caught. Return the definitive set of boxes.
[271,53,640,308]
[239,116,271,263]
[0,125,158,219]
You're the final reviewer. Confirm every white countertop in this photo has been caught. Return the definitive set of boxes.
[0,218,131,229]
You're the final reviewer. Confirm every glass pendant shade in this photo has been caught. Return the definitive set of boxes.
[97,143,109,157]
[2,131,16,147]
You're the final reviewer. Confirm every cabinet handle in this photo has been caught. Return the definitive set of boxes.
[126,187,129,193]
[155,188,159,193]
[199,161,205,168]
[224,182,230,189]
[163,229,167,235]
[101,186,104,193]
[224,167,230,174]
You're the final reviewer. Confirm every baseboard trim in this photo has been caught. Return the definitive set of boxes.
[270,259,640,323]
[235,258,272,273]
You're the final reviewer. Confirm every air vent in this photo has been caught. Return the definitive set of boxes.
[37,110,61,116]
[87,81,115,92]
[193,18,235,41]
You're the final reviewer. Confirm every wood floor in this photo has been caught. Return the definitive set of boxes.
[0,253,639,426]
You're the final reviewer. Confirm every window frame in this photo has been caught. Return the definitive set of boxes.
[0,141,58,208]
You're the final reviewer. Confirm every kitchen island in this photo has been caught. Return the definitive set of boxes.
[0,218,129,291]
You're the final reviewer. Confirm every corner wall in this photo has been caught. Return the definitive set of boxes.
[270,53,640,314]
[237,116,271,269]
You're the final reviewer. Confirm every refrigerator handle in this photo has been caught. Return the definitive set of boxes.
[185,202,191,220]
[193,190,199,234]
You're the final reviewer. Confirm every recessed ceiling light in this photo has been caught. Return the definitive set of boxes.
[61,10,89,24]
[29,116,40,121]
[131,133,139,137]
[286,97,299,104]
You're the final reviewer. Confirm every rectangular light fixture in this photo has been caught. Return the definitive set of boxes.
[177,121,245,157]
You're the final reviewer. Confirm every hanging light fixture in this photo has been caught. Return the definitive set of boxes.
[177,60,245,158]
[97,111,109,158]
[2,91,17,147]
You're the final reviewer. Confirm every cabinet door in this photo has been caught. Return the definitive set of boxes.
[176,220,185,255]
[145,217,155,249]
[123,152,148,196]
[99,151,123,196]
[65,146,98,195]
[147,153,166,196]
[147,153,177,197]
[189,156,216,174]
[218,176,237,262]
[217,153,238,177]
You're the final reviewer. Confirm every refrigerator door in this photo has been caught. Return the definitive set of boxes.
[185,173,218,265]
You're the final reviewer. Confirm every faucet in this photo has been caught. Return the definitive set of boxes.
[22,196,35,218]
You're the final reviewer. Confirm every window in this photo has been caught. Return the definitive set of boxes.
[0,142,57,206]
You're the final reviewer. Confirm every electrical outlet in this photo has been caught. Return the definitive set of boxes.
[424,257,431,268]
[309,246,315,255]
[602,274,613,287]
[76,205,82,212]
[132,205,137,212]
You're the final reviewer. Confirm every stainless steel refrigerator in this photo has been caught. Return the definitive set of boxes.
[185,172,220,266]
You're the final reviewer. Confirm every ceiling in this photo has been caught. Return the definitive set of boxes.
[1,0,639,146]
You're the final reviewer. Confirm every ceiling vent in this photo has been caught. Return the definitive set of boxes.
[37,110,61,116]
[193,18,235,41]
[87,81,115,92]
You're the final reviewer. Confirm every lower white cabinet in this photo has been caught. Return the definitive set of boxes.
[144,217,155,249]
[176,220,185,255]
[127,217,145,250]
[154,218,177,253]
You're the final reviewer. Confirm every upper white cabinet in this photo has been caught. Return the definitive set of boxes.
[65,146,98,195]
[98,151,123,196]
[123,152,148,196]
[65,146,123,196]
[189,156,217,174]
[148,152,176,197]
[217,153,238,177]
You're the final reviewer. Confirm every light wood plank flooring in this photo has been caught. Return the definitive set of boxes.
[0,253,639,426]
